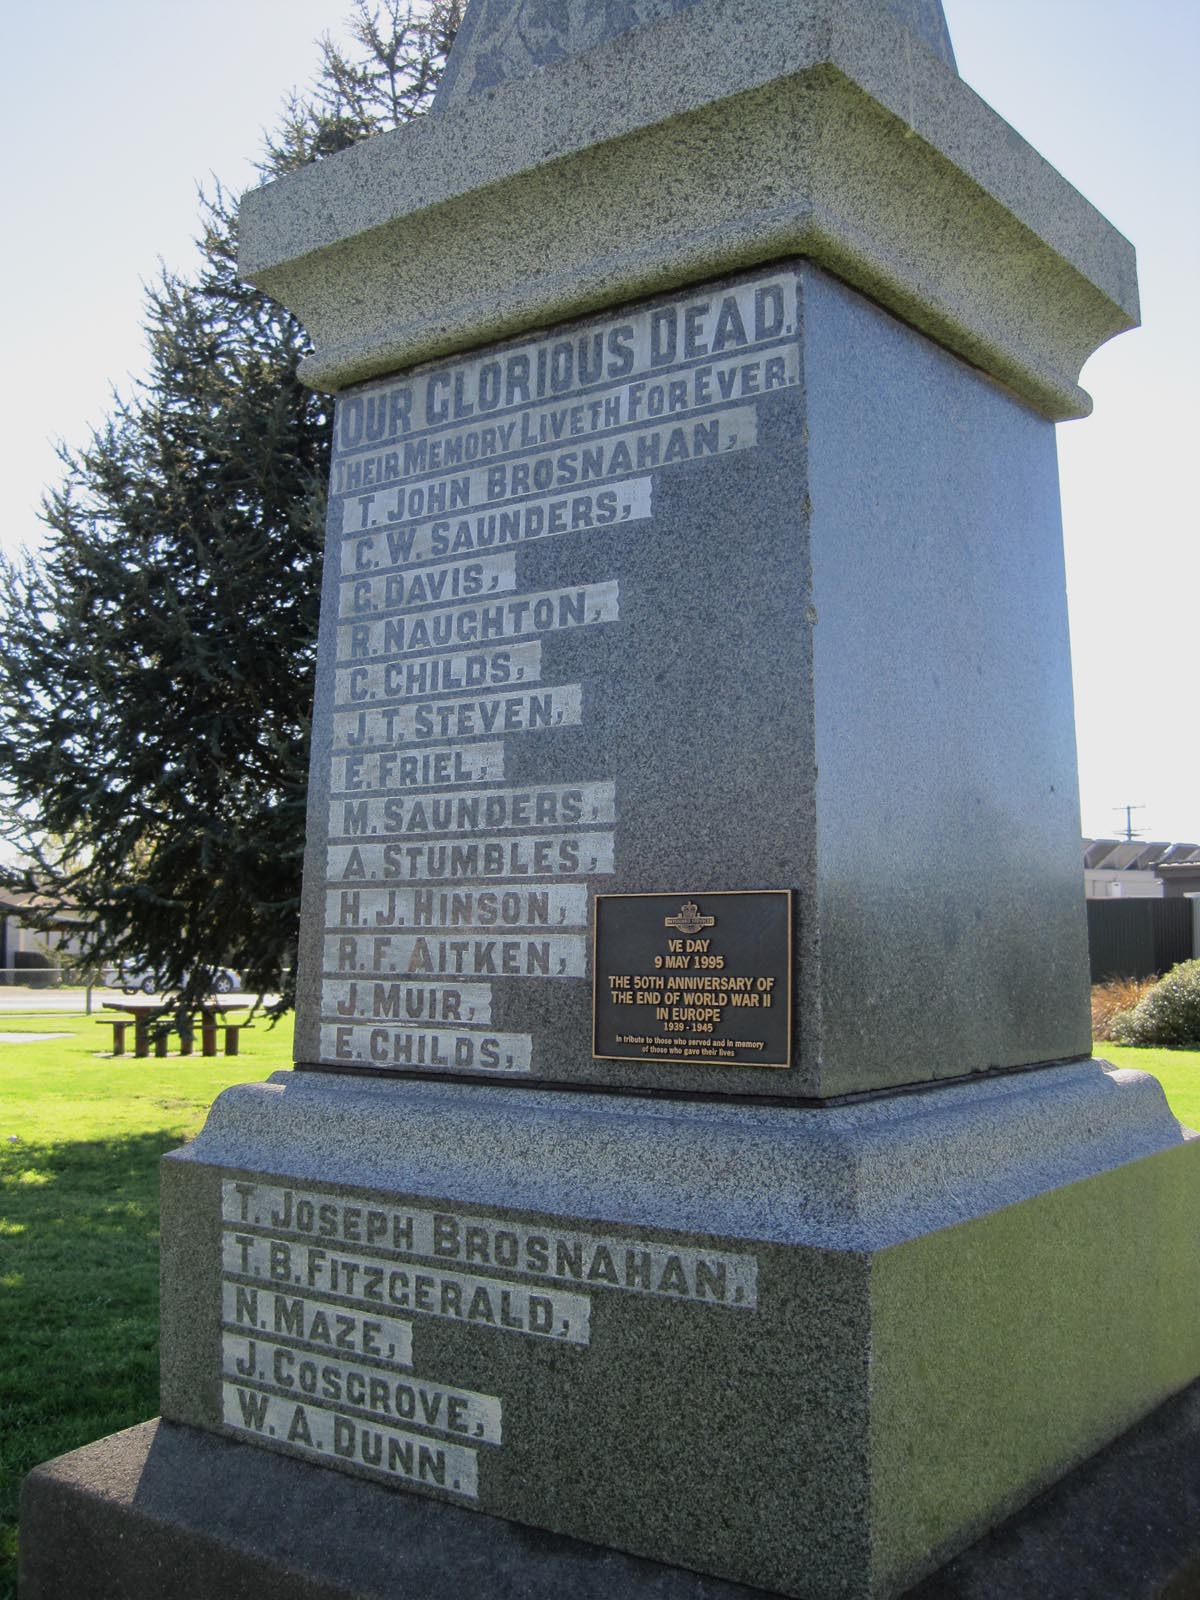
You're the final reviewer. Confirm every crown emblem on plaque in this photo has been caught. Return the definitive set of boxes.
[664,902,716,936]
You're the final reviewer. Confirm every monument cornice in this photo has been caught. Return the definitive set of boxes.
[239,0,1139,419]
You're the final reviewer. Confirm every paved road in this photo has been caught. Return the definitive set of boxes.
[0,988,270,1014]
[0,986,126,1014]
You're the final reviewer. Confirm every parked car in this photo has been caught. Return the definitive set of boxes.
[117,966,157,994]
[118,965,240,996]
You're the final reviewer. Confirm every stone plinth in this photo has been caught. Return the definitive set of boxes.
[20,1381,1200,1600]
[144,1063,1200,1598]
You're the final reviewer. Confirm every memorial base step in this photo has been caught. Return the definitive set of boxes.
[21,1396,1200,1600]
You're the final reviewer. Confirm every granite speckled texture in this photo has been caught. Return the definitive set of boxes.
[22,3,1190,1597]
[434,0,956,109]
[435,0,708,107]
[294,263,1091,1097]
[166,1063,1187,1254]
[152,1063,1200,1597]
[802,267,1091,1094]
[22,1389,1200,1600]
[238,0,1137,418]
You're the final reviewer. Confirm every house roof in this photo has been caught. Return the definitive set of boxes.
[1083,839,1200,872]
[0,888,88,925]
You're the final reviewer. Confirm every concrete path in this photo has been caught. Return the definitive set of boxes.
[0,987,125,1015]
[0,988,271,1015]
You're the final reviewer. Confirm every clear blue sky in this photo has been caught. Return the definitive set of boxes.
[1,0,1197,842]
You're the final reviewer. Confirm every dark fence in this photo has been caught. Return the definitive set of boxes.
[10,952,59,988]
[1087,898,1195,983]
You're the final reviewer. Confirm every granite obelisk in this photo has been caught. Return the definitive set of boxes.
[21,3,1200,1597]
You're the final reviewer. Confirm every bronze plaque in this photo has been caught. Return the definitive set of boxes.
[592,891,792,1069]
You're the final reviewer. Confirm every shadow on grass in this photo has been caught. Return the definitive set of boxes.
[0,1129,186,1600]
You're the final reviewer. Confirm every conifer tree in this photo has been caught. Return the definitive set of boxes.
[0,1,462,1008]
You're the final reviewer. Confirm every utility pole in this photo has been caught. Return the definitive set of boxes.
[1114,804,1145,842]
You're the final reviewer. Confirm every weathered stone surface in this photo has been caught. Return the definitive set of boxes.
[23,1386,1200,1600]
[435,0,709,107]
[239,0,1135,418]
[154,1062,1200,1597]
[433,0,956,108]
[906,1378,1200,1600]
[295,263,1091,1096]
[164,1062,1189,1254]
[22,2,1183,1597]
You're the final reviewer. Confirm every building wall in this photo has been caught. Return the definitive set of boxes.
[1085,870,1165,901]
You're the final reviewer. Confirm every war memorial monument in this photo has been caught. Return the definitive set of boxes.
[20,0,1200,1595]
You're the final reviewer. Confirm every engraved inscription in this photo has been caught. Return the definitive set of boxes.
[321,979,494,1024]
[314,269,801,1075]
[323,932,587,979]
[223,1182,759,1309]
[222,1232,592,1344]
[334,642,543,709]
[331,684,583,749]
[329,781,615,839]
[337,581,619,661]
[220,1387,480,1497]
[331,743,505,794]
[219,1180,761,1501]
[594,892,793,1067]
[341,480,652,570]
[326,833,615,883]
[325,884,589,930]
[221,1279,414,1363]
[320,1023,534,1072]
[338,552,517,619]
[221,1335,502,1442]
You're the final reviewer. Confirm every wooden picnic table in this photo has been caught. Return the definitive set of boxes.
[100,998,251,1058]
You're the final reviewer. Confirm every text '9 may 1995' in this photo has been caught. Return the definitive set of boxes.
[316,269,799,1074]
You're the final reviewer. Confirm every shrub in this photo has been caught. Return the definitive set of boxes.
[1110,960,1200,1048]
[1091,975,1157,1041]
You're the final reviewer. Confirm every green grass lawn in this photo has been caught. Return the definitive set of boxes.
[0,1022,1196,1597]
[0,1012,292,1600]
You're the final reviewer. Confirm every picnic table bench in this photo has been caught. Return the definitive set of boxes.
[98,998,252,1058]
